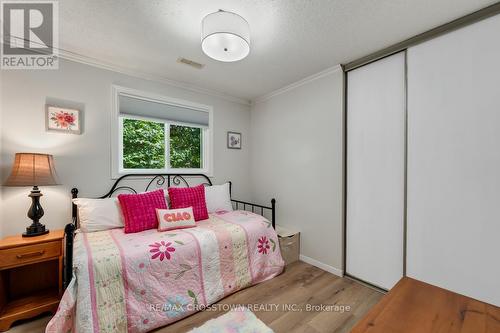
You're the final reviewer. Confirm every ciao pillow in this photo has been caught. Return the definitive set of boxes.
[156,207,196,231]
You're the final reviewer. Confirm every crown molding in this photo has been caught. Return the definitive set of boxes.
[253,64,343,104]
[56,49,251,106]
[2,36,344,107]
[0,36,251,106]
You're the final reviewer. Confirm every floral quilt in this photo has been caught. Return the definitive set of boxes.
[46,211,284,333]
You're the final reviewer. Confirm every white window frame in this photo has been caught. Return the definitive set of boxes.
[111,85,213,178]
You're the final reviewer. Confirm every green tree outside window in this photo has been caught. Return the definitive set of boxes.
[122,118,202,169]
[123,118,165,169]
[170,125,202,168]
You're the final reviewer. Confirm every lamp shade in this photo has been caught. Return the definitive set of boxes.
[201,10,250,62]
[4,153,59,187]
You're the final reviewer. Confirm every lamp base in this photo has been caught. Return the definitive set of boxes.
[23,186,49,237]
[22,222,49,237]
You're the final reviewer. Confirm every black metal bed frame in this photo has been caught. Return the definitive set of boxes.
[64,173,276,288]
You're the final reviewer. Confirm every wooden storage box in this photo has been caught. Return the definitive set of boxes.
[277,226,300,266]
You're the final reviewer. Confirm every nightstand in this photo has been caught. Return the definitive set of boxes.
[0,230,64,332]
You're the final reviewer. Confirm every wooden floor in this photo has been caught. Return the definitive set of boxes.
[7,261,382,333]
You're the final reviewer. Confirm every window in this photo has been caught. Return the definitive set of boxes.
[122,118,165,169]
[169,125,202,169]
[112,86,212,176]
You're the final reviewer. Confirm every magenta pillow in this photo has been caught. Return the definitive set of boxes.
[168,185,209,221]
[118,189,168,233]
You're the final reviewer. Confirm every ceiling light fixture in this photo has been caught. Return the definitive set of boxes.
[201,10,250,62]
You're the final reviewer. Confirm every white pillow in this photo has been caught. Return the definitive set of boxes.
[72,197,124,232]
[205,183,233,213]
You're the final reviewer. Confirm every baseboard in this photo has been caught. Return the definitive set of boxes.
[299,254,344,277]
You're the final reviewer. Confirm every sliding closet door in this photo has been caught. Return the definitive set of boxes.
[346,52,406,290]
[407,14,500,306]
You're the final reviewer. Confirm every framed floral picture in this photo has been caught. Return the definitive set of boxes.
[46,105,81,134]
[227,131,241,149]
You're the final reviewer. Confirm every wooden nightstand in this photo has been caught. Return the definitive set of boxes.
[0,230,64,332]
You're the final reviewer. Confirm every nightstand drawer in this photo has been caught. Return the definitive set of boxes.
[0,241,61,269]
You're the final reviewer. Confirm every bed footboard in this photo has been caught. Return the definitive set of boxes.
[231,198,276,228]
[228,181,276,229]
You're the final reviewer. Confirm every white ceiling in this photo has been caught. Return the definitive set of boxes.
[59,0,497,102]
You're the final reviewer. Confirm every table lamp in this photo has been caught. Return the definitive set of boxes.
[4,153,59,237]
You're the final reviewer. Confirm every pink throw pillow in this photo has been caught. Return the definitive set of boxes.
[168,185,209,221]
[157,207,196,231]
[118,189,168,233]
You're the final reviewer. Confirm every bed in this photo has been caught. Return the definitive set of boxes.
[46,174,284,333]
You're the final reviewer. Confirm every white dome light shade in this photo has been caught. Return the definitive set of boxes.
[202,10,250,62]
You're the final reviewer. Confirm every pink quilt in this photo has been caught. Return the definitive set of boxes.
[46,211,284,333]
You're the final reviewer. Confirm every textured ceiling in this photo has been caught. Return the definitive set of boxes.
[58,0,497,101]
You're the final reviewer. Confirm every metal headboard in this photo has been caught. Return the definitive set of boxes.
[71,174,212,227]
[100,173,213,198]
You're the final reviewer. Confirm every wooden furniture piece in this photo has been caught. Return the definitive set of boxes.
[0,230,64,332]
[352,277,500,333]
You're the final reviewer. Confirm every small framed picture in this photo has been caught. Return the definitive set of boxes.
[46,105,81,134]
[227,131,241,149]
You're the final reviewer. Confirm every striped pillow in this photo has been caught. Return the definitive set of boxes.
[168,185,209,221]
[118,189,168,233]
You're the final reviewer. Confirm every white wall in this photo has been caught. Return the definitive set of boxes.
[0,59,252,237]
[250,67,344,274]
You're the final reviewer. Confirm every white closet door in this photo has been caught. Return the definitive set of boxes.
[346,52,406,290]
[407,14,500,306]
